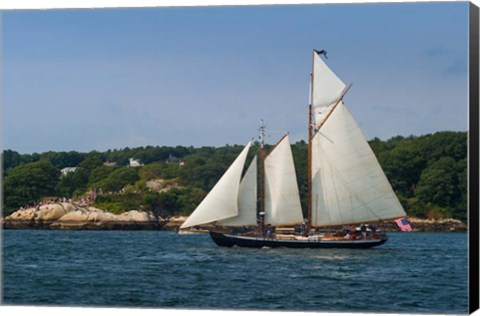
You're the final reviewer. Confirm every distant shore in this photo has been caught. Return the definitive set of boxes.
[1,203,467,232]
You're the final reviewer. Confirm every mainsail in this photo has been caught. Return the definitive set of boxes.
[217,156,258,227]
[180,142,251,229]
[311,101,406,226]
[264,135,303,226]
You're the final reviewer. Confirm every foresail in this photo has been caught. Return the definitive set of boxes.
[312,53,346,124]
[264,135,303,226]
[217,156,258,227]
[311,102,406,227]
[180,142,251,229]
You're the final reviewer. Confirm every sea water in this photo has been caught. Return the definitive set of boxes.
[2,230,468,313]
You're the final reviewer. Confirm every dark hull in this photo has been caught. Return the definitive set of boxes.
[209,232,388,249]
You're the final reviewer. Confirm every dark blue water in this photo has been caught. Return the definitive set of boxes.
[2,230,468,313]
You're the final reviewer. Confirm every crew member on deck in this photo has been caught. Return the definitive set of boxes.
[360,224,367,239]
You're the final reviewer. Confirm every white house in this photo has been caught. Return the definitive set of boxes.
[60,167,77,176]
[129,158,142,167]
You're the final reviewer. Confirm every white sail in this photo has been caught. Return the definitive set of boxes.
[180,142,251,229]
[217,156,258,227]
[264,135,303,226]
[311,102,406,227]
[312,52,346,124]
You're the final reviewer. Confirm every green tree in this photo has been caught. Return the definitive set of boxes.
[419,131,467,163]
[62,152,105,194]
[143,190,179,220]
[2,150,23,171]
[2,150,40,173]
[4,161,60,214]
[415,157,459,215]
[176,187,206,215]
[89,165,116,184]
[380,141,426,197]
[139,162,180,181]
[78,152,104,173]
[453,158,467,221]
[93,192,143,214]
[93,167,139,192]
[40,151,85,169]
[56,171,85,198]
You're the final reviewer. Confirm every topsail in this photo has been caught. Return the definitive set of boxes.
[311,52,346,124]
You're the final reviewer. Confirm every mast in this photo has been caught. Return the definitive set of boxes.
[307,50,315,233]
[308,49,352,229]
[259,119,266,235]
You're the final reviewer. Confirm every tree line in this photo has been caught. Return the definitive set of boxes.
[2,131,467,221]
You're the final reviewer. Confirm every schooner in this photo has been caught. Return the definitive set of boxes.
[179,50,407,248]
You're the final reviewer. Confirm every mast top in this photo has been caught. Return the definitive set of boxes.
[313,49,328,59]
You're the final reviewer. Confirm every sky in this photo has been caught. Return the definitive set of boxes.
[2,1,470,153]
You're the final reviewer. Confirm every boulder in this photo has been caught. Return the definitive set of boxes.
[5,208,36,221]
[34,204,69,222]
[94,211,118,222]
[116,210,156,222]
[3,208,37,229]
[44,204,162,230]
[56,209,91,223]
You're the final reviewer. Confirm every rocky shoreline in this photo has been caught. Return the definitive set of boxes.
[373,217,467,232]
[1,203,467,232]
[2,203,165,231]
